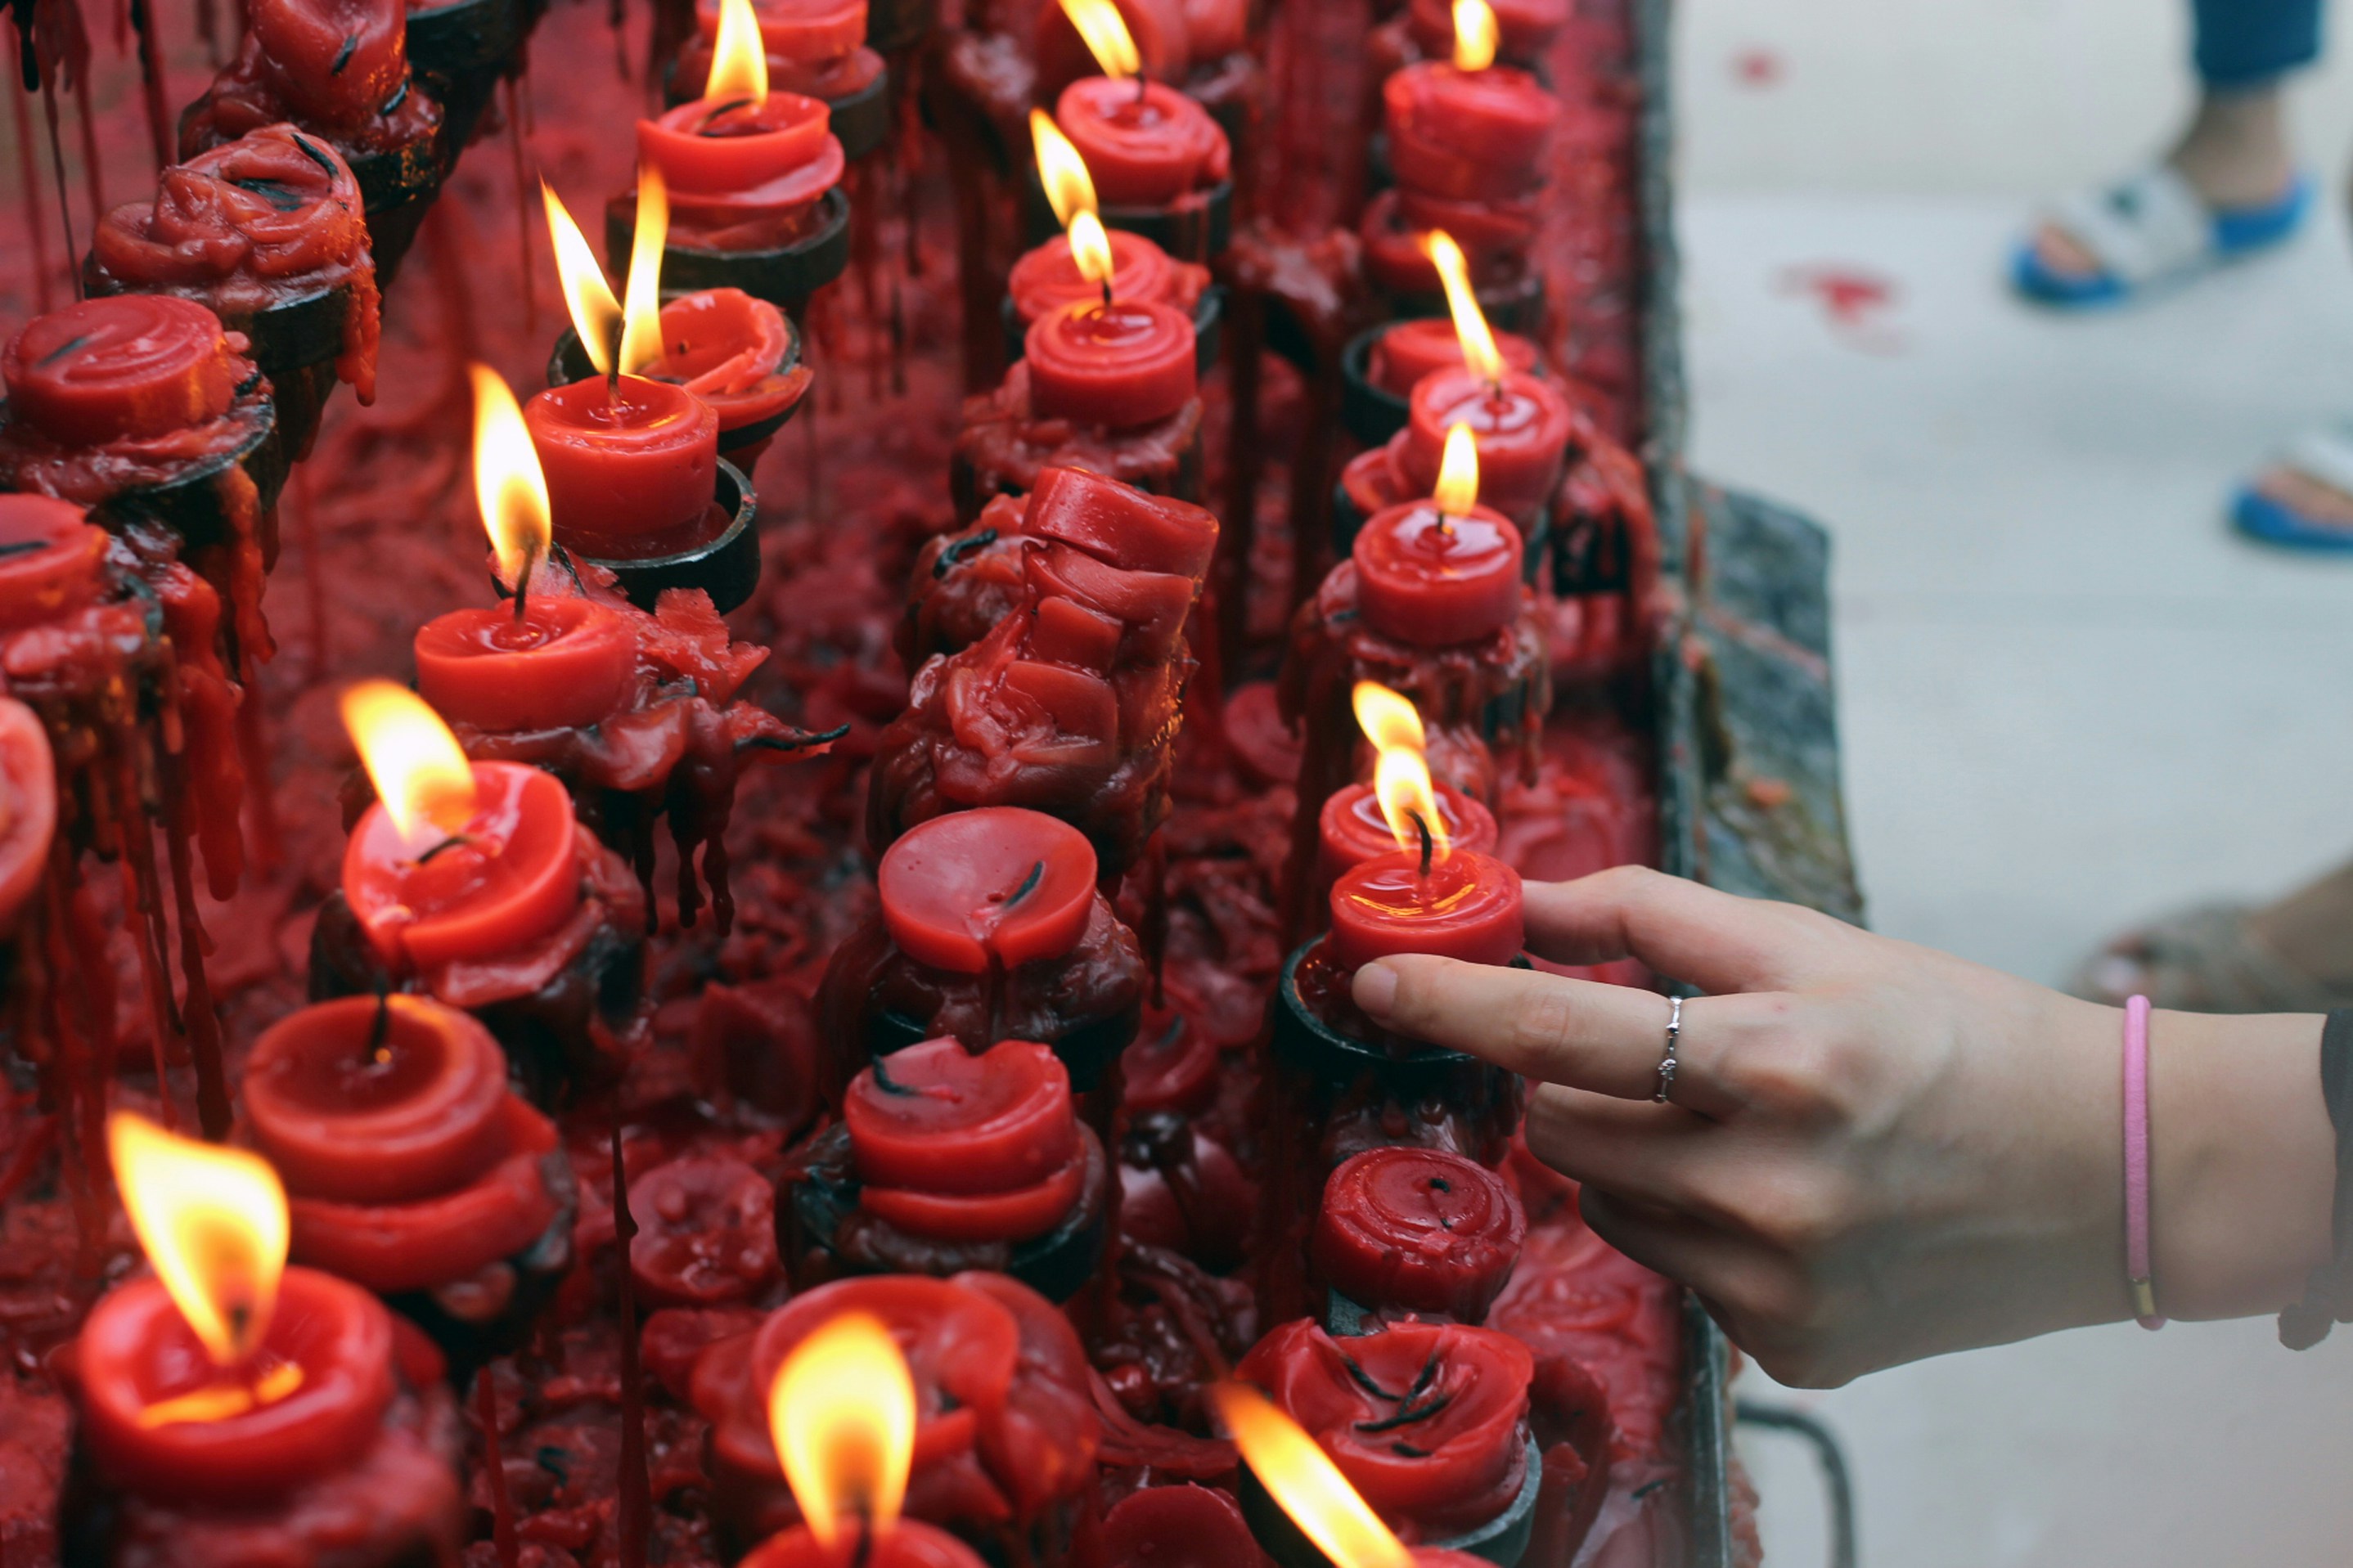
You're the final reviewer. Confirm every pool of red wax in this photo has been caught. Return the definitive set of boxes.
[0,0,1701,1558]
[1238,1318,1536,1543]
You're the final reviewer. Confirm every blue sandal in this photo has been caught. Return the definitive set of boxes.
[2231,427,2353,552]
[2012,166,2310,308]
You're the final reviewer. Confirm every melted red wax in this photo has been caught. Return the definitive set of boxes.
[0,0,1705,1559]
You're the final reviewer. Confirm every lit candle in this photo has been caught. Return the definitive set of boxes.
[0,694,56,932]
[1366,317,1537,400]
[337,681,585,976]
[530,181,723,559]
[673,0,884,104]
[1317,682,1499,880]
[1406,0,1568,70]
[1025,297,1198,429]
[1325,847,1523,971]
[413,365,640,734]
[637,0,848,249]
[1354,425,1526,649]
[68,1114,462,1558]
[1048,0,1230,209]
[1010,110,1204,327]
[1383,2,1556,207]
[626,287,813,459]
[1311,1146,1525,1322]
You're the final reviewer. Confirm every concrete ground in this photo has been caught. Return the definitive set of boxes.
[1674,1,2353,1564]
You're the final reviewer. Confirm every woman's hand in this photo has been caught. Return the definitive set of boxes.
[1350,865,2333,1386]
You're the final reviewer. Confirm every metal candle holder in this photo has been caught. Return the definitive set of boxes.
[405,0,532,151]
[1272,941,1532,1098]
[559,455,763,616]
[608,187,853,321]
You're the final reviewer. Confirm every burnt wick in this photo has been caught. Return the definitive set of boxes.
[416,833,476,864]
[998,860,1046,908]
[869,1054,918,1097]
[1413,811,1433,878]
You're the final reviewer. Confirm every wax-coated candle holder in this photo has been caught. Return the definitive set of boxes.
[89,391,288,568]
[1017,167,1234,264]
[788,1121,1109,1302]
[607,187,853,321]
[999,284,1225,376]
[861,997,1140,1096]
[660,61,892,161]
[406,0,532,151]
[1337,324,1414,447]
[1329,483,1552,591]
[559,455,760,616]
[1235,1435,1543,1568]
[547,323,806,467]
[1273,940,1532,1097]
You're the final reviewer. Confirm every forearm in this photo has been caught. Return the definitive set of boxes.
[2152,1008,2334,1319]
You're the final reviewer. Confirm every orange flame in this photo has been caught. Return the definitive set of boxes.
[1032,110,1100,228]
[1352,681,1449,861]
[619,161,669,375]
[769,1313,916,1547]
[1056,0,1141,78]
[1433,421,1480,516]
[1452,0,1499,70]
[709,0,771,103]
[1424,230,1505,386]
[1211,1385,1414,1568]
[543,180,624,378]
[468,365,551,585]
[340,681,478,851]
[107,1112,290,1369]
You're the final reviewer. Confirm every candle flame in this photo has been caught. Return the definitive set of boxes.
[1433,421,1480,516]
[1056,0,1141,79]
[543,179,624,379]
[1031,109,1100,229]
[769,1312,916,1547]
[1452,0,1499,70]
[107,1112,290,1370]
[1211,1385,1414,1568]
[340,681,479,851]
[1424,230,1505,386]
[619,161,669,375]
[1352,681,1449,861]
[1068,210,1116,290]
[709,0,771,105]
[468,365,551,585]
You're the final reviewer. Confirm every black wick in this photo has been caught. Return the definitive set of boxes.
[416,833,475,864]
[511,545,538,627]
[999,860,1046,909]
[869,1053,918,1096]
[366,979,393,1066]
[1412,811,1433,878]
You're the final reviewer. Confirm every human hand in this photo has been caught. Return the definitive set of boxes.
[1350,866,2333,1385]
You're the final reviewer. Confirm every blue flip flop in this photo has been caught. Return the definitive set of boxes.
[2012,167,2310,309]
[2231,428,2353,553]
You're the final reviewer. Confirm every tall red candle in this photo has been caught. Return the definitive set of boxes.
[1007,227,1195,326]
[1381,62,1556,204]
[1367,318,1538,398]
[524,378,722,559]
[1024,298,1196,428]
[1053,77,1230,208]
[1352,498,1523,648]
[1325,849,1523,970]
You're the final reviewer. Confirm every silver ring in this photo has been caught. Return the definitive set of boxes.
[1653,995,1681,1103]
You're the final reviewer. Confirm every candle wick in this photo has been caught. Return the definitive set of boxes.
[1412,811,1433,879]
[512,547,538,627]
[850,1510,876,1568]
[365,981,393,1067]
[1134,70,1148,106]
[1100,277,1114,308]
[416,833,476,864]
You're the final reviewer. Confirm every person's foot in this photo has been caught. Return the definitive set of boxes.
[2030,87,2296,281]
[2233,426,2353,550]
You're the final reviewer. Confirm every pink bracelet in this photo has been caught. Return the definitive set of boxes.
[2124,995,2165,1330]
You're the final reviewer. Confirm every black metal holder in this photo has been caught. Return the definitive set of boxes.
[561,456,761,615]
[1272,941,1531,1098]
[1237,1435,1542,1568]
[547,320,806,465]
[406,0,530,151]
[1018,167,1234,263]
[1000,283,1224,375]
[381,1151,577,1386]
[345,122,448,289]
[1338,324,1410,447]
[610,187,853,320]
[89,393,286,564]
[863,998,1140,1096]
[790,1122,1108,1302]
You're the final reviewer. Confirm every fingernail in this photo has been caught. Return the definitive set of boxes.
[1353,961,1398,1018]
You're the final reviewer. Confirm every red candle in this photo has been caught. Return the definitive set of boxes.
[1352,499,1523,648]
[1406,0,1567,65]
[1399,366,1575,522]
[848,1037,1087,1242]
[0,494,108,630]
[1053,77,1230,208]
[341,756,583,973]
[1024,298,1196,428]
[413,595,639,733]
[2,295,245,447]
[1235,1319,1534,1543]
[695,0,867,61]
[524,377,721,558]
[0,695,57,932]
[1008,227,1191,326]
[743,1520,986,1568]
[641,89,840,195]
[239,0,411,129]
[76,1267,398,1504]
[1100,1485,1264,1568]
[1382,63,1556,204]
[1320,781,1497,879]
[1367,317,1538,398]
[243,996,567,1293]
[1325,849,1523,970]
[1032,0,1190,93]
[876,806,1099,973]
[1311,1147,1525,1319]
[637,288,812,436]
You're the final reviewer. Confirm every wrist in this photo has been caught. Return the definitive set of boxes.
[2148,1009,2333,1319]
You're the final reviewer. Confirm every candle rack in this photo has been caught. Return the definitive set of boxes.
[547,321,807,470]
[1235,1435,1543,1568]
[1000,284,1226,375]
[561,454,762,615]
[609,187,853,321]
[407,0,534,150]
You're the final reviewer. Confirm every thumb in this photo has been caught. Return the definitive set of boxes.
[1523,865,1856,994]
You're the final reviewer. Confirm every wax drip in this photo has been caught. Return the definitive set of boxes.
[292,465,330,681]
[476,1368,521,1568]
[68,66,100,230]
[851,164,886,402]
[505,75,538,336]
[125,0,169,169]
[7,53,55,312]
[36,79,79,298]
[609,1117,650,1568]
[160,749,231,1140]
[109,744,179,1122]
